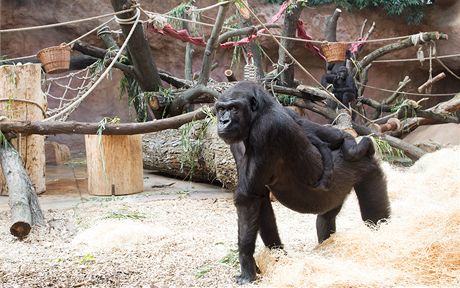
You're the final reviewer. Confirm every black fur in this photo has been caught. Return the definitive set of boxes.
[215,82,390,284]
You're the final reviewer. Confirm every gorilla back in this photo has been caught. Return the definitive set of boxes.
[215,81,390,284]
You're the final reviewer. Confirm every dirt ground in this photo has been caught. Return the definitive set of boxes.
[1,147,459,288]
[0,164,341,288]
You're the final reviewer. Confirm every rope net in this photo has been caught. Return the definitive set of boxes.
[42,62,101,121]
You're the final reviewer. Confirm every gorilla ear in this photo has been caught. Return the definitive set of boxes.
[250,96,258,112]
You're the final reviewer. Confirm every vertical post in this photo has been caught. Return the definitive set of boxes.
[0,64,46,195]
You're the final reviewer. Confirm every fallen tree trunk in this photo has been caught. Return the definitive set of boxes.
[143,121,237,189]
[0,143,44,239]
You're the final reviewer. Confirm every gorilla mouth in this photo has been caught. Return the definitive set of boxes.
[217,130,241,144]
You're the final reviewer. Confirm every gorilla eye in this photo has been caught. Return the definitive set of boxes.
[231,106,238,111]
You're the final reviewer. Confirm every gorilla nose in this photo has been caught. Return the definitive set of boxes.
[218,118,230,129]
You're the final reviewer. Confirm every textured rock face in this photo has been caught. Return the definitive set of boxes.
[1,0,459,153]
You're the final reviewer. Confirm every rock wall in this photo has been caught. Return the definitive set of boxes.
[1,0,459,153]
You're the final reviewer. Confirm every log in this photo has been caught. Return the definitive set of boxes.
[225,70,238,82]
[0,143,44,238]
[143,121,237,189]
[0,64,46,195]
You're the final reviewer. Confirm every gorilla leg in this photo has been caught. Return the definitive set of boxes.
[341,92,356,107]
[316,205,343,243]
[341,134,375,161]
[354,167,390,225]
[259,192,283,249]
[234,193,261,284]
[303,134,334,190]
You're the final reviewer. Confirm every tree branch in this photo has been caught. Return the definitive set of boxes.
[278,3,304,87]
[167,85,220,116]
[0,109,208,136]
[357,32,448,70]
[325,8,341,42]
[111,0,162,91]
[197,2,229,85]
[217,23,279,44]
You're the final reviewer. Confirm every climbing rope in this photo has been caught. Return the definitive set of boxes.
[43,6,141,122]
[356,82,457,97]
[0,8,134,33]
[44,63,99,120]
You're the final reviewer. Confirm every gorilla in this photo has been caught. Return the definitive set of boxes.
[321,65,357,108]
[215,81,390,284]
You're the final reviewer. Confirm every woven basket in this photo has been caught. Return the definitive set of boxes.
[37,45,71,74]
[320,42,349,63]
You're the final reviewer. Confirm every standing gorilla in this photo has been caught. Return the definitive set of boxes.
[215,82,390,284]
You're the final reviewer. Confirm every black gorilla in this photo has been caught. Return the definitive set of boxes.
[321,65,357,108]
[215,82,390,284]
[284,107,375,190]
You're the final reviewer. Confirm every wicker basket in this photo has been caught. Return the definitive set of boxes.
[37,45,71,74]
[320,42,349,63]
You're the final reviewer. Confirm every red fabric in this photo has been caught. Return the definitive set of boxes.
[350,37,367,54]
[270,0,289,23]
[147,24,207,46]
[146,0,325,61]
[296,20,326,61]
[147,23,261,49]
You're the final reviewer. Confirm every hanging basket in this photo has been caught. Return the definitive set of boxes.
[37,45,71,74]
[320,42,349,63]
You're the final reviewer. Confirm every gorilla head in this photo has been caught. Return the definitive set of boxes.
[215,81,273,144]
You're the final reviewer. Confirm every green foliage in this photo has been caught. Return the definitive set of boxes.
[168,1,195,30]
[277,94,297,106]
[119,75,149,122]
[371,136,412,166]
[195,265,212,278]
[79,254,96,265]
[97,116,120,138]
[0,131,11,149]
[103,210,146,220]
[179,121,207,179]
[219,248,239,268]
[178,109,215,179]
[265,0,431,24]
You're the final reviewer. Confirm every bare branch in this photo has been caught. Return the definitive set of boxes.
[0,109,208,136]
[197,2,230,85]
[357,32,448,70]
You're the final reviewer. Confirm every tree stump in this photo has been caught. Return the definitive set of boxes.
[85,135,144,196]
[142,120,237,190]
[0,64,46,195]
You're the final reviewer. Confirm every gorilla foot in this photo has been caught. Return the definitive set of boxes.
[235,272,257,285]
[342,136,375,161]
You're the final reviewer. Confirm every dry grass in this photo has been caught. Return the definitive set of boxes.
[0,147,459,287]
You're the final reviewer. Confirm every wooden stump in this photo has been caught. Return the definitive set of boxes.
[85,135,144,196]
[0,64,46,196]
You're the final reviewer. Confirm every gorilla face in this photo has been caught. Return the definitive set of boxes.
[215,89,256,144]
[337,66,348,80]
[215,97,250,144]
